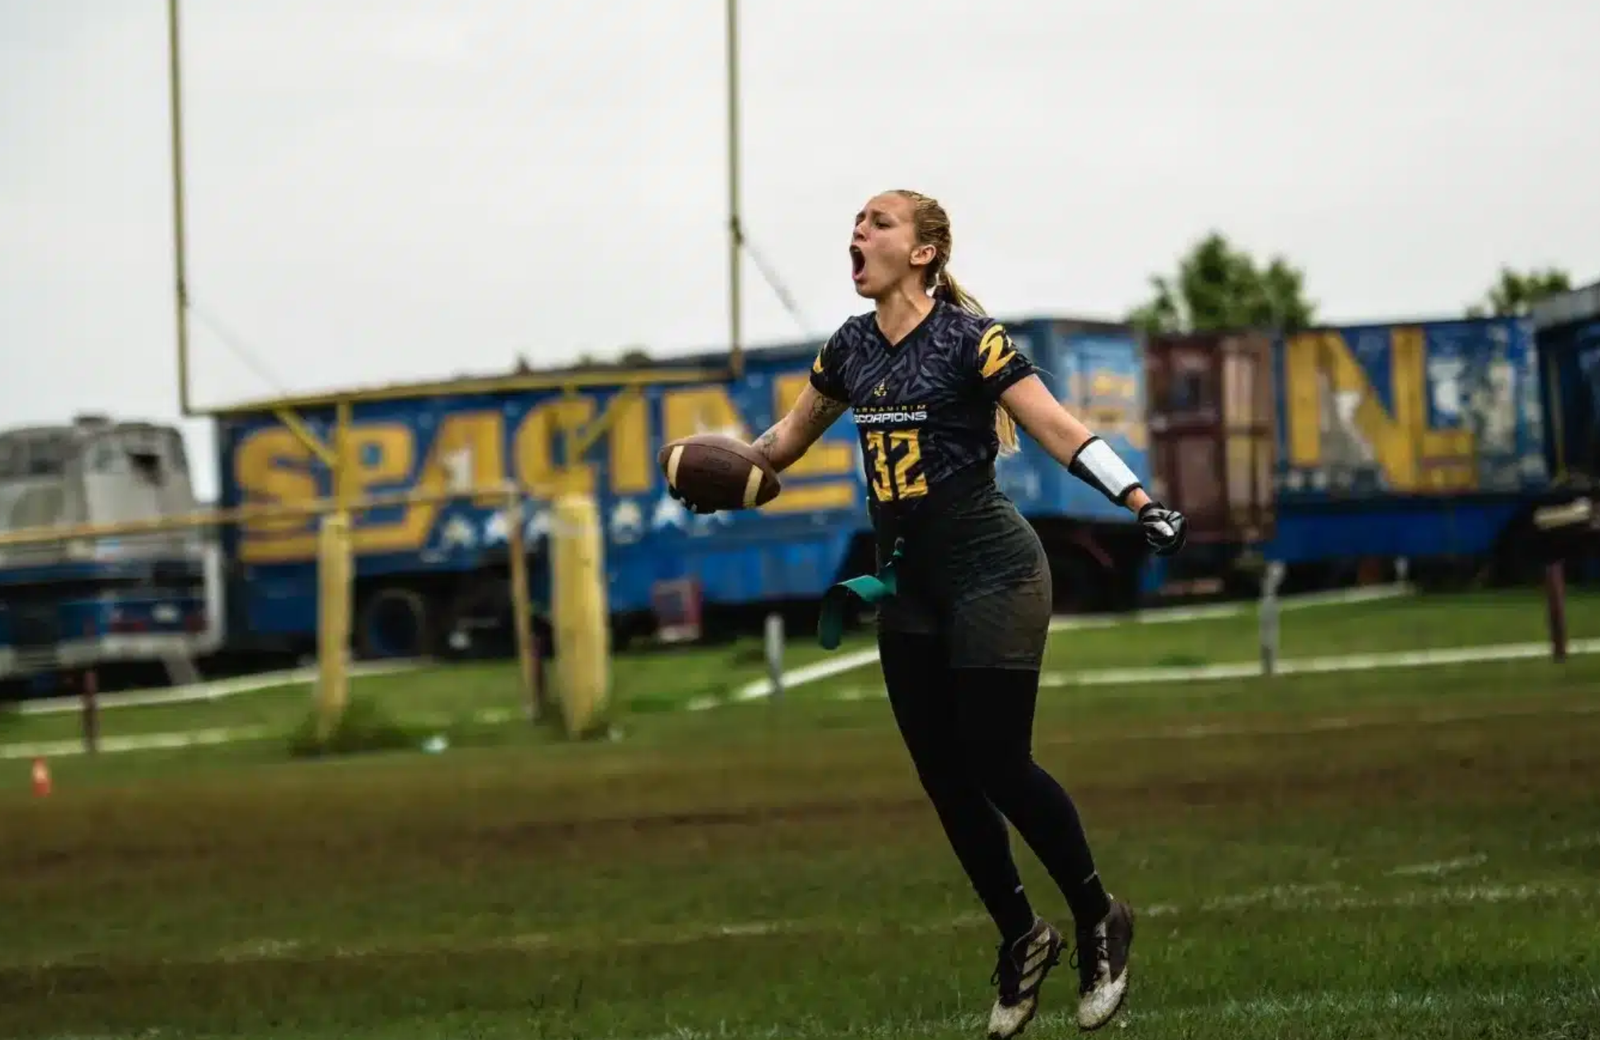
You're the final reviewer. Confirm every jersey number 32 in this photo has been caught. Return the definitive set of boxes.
[864,429,927,503]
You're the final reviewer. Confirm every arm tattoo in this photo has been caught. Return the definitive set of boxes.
[752,396,846,470]
[752,425,782,461]
[807,395,849,428]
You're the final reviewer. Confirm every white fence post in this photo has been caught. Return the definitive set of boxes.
[1260,561,1287,677]
[764,612,785,700]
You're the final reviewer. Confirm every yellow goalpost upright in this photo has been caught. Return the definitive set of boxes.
[129,0,754,745]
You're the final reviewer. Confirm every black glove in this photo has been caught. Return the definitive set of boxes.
[1138,501,1187,555]
[668,485,717,515]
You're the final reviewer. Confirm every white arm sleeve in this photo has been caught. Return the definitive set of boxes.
[1067,436,1144,505]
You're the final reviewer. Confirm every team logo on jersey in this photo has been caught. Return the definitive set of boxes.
[857,380,920,423]
[977,324,1017,379]
[854,404,928,425]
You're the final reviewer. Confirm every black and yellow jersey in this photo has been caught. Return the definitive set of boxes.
[809,299,1037,526]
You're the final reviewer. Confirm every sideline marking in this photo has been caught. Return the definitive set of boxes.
[730,583,1417,702]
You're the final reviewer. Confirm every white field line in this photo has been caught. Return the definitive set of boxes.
[0,705,539,761]
[795,642,1600,707]
[13,659,426,717]
[0,725,274,760]
[3,584,1411,718]
[1040,637,1600,687]
[1046,580,1415,634]
[732,583,1416,701]
[11,668,1598,761]
[14,877,1586,973]
[1387,853,1489,877]
[732,647,881,702]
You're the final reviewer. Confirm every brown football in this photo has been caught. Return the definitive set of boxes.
[657,433,782,511]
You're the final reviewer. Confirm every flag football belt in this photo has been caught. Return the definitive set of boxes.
[817,537,904,650]
[814,463,998,649]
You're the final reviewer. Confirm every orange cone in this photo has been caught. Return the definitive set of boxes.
[31,758,51,797]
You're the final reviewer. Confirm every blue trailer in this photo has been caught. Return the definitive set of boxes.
[1268,316,1552,583]
[213,317,1158,659]
[1143,315,1562,591]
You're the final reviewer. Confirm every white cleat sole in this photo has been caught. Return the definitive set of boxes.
[988,923,1062,1039]
[988,996,1039,1040]
[1076,966,1130,1031]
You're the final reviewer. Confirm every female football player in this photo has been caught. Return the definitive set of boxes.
[671,189,1186,1036]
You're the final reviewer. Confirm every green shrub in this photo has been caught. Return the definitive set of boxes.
[287,691,423,759]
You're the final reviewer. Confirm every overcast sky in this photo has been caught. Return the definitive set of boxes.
[3,0,1597,500]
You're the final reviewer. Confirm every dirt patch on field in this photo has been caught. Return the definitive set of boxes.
[4,707,1594,881]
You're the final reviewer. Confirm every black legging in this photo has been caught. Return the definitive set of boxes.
[879,629,1111,941]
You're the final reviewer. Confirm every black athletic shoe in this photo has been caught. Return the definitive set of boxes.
[1072,898,1135,1031]
[986,917,1064,1039]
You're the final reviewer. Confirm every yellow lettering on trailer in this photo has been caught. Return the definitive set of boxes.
[234,377,862,563]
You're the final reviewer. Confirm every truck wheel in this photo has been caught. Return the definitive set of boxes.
[355,586,433,660]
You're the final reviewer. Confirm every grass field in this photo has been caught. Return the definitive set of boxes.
[2,589,1599,1038]
[6,586,1598,749]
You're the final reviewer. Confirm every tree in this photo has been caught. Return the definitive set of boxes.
[513,345,652,374]
[1465,266,1573,318]
[1128,231,1317,335]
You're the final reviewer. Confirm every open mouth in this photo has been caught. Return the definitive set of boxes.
[849,246,866,278]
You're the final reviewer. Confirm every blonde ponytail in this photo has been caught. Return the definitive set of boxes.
[934,269,984,316]
[993,397,1020,455]
[935,270,1019,456]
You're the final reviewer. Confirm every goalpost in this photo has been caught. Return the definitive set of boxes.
[140,0,756,744]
